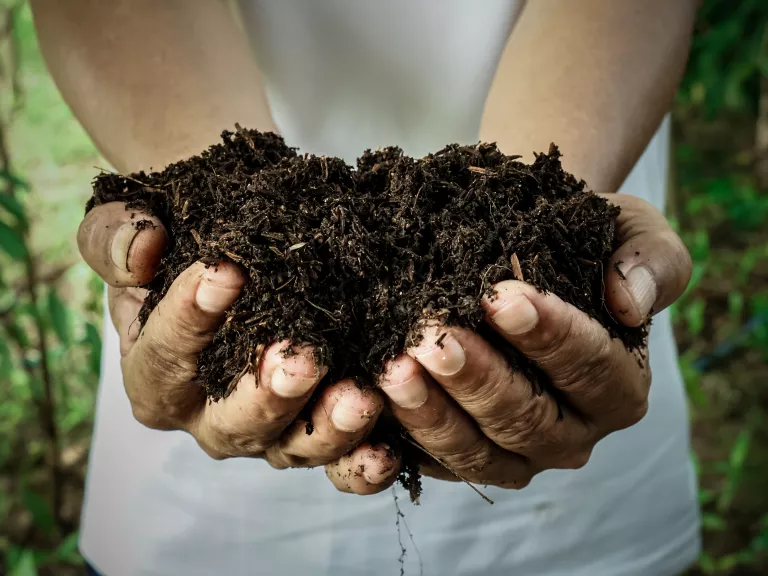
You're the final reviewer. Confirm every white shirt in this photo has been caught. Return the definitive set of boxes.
[80,1,701,574]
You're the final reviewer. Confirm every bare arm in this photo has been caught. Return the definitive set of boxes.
[31,0,275,173]
[481,0,699,192]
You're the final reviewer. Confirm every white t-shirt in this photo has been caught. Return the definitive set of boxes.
[80,1,701,574]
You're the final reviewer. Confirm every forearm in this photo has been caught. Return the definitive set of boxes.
[31,0,275,174]
[481,0,698,192]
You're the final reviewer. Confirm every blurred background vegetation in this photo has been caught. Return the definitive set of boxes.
[0,1,766,574]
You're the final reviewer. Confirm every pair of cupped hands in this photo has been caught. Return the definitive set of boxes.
[80,193,690,495]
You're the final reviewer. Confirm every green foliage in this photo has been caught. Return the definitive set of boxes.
[679,0,768,116]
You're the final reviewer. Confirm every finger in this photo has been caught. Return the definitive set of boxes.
[325,443,400,495]
[600,193,692,327]
[122,261,245,429]
[78,202,168,286]
[195,341,327,459]
[379,356,533,487]
[266,379,383,468]
[404,324,593,466]
[108,286,145,356]
[482,280,649,431]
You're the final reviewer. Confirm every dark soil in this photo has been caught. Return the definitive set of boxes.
[87,127,646,498]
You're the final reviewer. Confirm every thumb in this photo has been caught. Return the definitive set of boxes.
[78,201,168,286]
[601,194,692,327]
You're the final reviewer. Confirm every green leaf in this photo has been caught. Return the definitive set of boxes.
[0,337,11,376]
[727,291,744,322]
[83,321,102,375]
[698,489,716,505]
[684,299,707,337]
[53,531,82,564]
[21,488,56,537]
[0,170,31,191]
[717,427,752,513]
[680,351,707,409]
[698,551,716,574]
[0,221,29,261]
[8,548,37,576]
[729,427,751,471]
[702,512,728,531]
[716,552,747,572]
[0,193,29,229]
[47,288,71,346]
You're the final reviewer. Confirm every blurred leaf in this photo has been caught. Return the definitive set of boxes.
[21,487,56,537]
[680,351,707,409]
[716,552,749,572]
[5,316,31,348]
[717,427,752,513]
[0,336,11,376]
[53,531,82,564]
[684,299,707,337]
[0,170,31,191]
[0,220,29,261]
[736,248,762,286]
[698,551,716,574]
[47,288,71,346]
[0,193,29,229]
[8,548,37,576]
[690,229,711,262]
[728,291,744,322]
[702,512,728,532]
[83,321,102,375]
[699,489,716,505]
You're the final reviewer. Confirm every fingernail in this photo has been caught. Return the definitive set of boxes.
[489,292,539,335]
[195,266,242,313]
[110,222,141,272]
[625,265,657,317]
[380,369,428,409]
[408,325,465,376]
[331,393,374,432]
[271,358,321,398]
[364,445,394,484]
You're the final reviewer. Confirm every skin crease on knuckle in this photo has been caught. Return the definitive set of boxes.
[441,436,495,479]
[489,394,558,454]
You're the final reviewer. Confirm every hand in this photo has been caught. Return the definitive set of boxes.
[378,194,692,487]
[78,202,399,494]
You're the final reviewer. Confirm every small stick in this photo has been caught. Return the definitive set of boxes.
[402,436,494,505]
[511,253,524,282]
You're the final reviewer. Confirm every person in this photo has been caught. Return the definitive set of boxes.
[32,1,701,574]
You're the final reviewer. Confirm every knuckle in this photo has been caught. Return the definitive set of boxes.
[141,335,199,379]
[277,452,312,468]
[171,310,212,343]
[624,397,649,428]
[558,449,593,470]
[130,402,171,431]
[512,471,534,489]
[207,408,271,457]
[535,309,576,358]
[264,455,290,470]
[491,396,553,451]
[196,439,229,461]
[444,438,492,477]
[548,331,614,395]
[496,469,535,490]
[216,426,269,457]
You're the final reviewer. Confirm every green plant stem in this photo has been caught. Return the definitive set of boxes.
[0,15,63,529]
[25,251,63,529]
